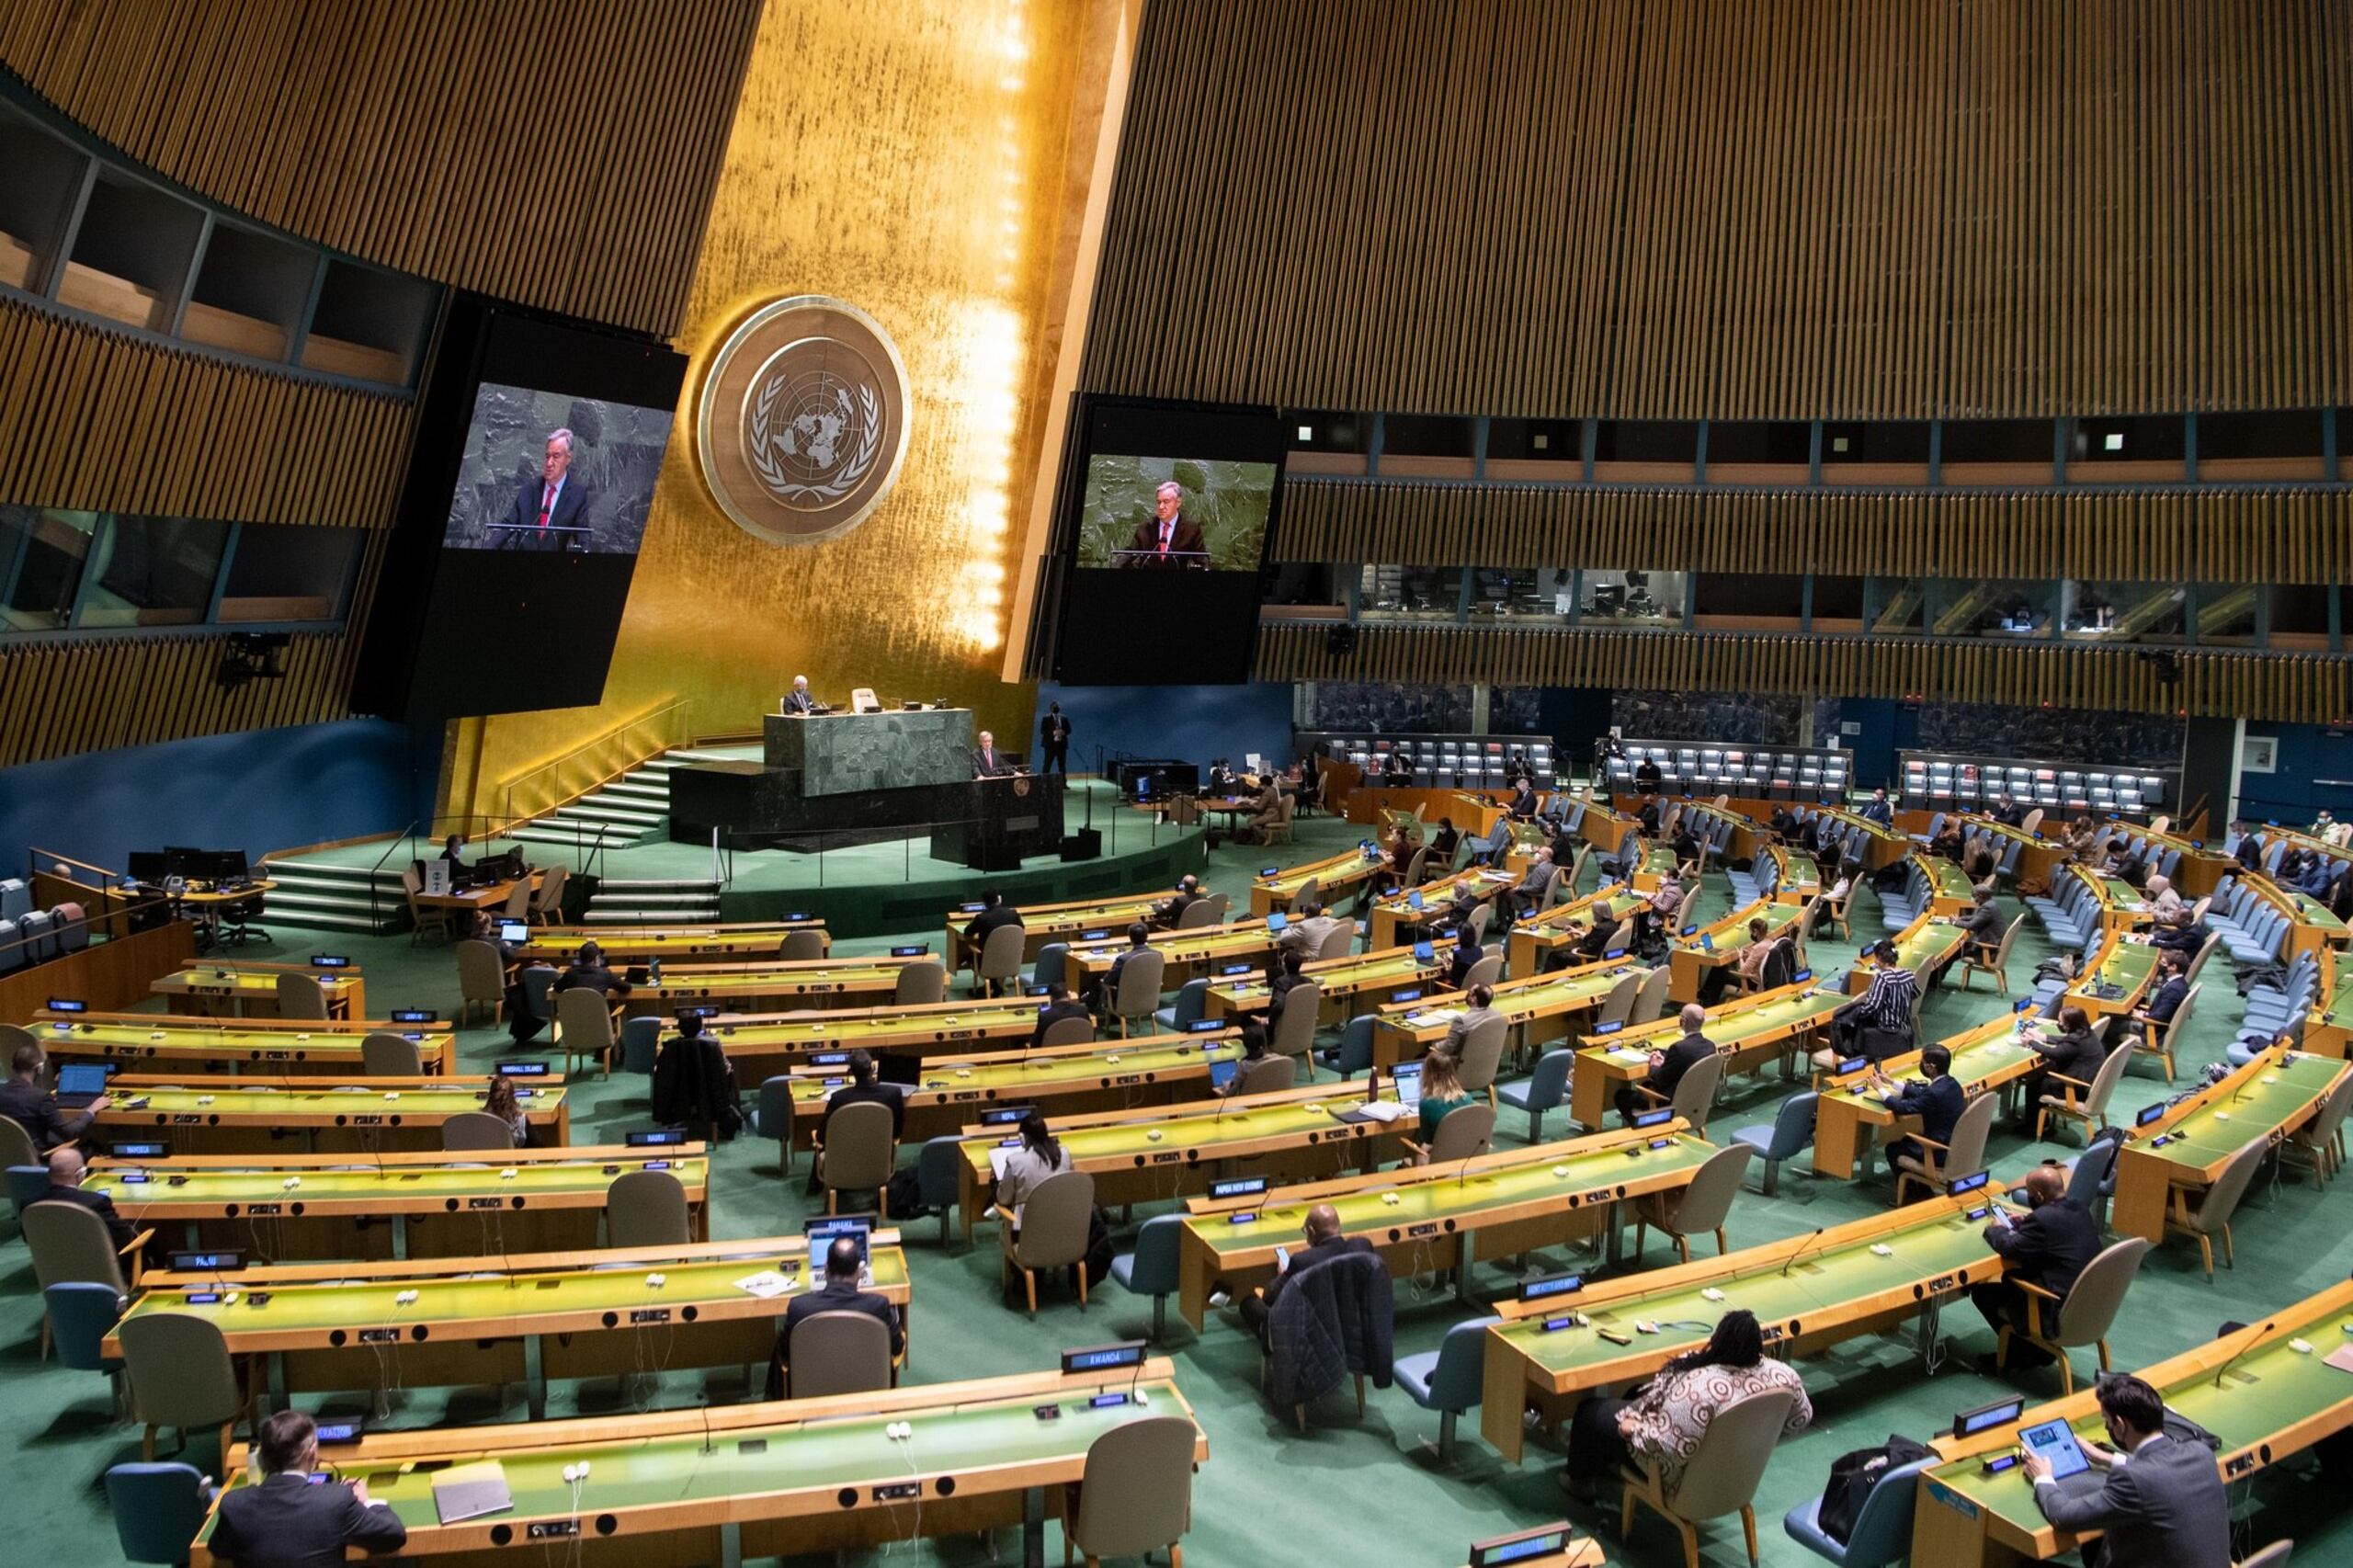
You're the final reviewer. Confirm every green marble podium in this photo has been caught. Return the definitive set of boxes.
[762,709,975,797]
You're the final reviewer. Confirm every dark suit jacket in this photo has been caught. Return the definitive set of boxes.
[555,963,630,997]
[781,1277,904,1359]
[2029,1028,2108,1087]
[1122,514,1207,566]
[972,746,1012,778]
[1984,1196,2099,1299]
[0,1076,94,1151]
[1967,905,2006,949]
[1646,1032,1717,1097]
[1039,712,1071,746]
[39,1183,132,1251]
[1444,939,1484,991]
[496,475,590,551]
[1028,998,1092,1050]
[2144,976,2189,1024]
[823,1082,905,1142]
[1508,787,1539,818]
[1886,1073,1966,1148]
[1633,764,1663,792]
[1862,800,1895,825]
[1262,1232,1376,1316]
[782,689,816,714]
[964,903,1025,950]
[208,1471,409,1566]
[2033,1432,2232,1568]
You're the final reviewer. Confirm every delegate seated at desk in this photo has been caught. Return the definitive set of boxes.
[2021,1374,2232,1568]
[781,675,818,714]
[494,427,591,551]
[972,730,1016,778]
[772,1235,904,1396]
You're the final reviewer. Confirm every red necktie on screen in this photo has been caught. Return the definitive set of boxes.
[539,485,554,529]
[1159,523,1171,553]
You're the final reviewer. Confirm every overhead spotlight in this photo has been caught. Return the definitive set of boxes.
[217,631,291,689]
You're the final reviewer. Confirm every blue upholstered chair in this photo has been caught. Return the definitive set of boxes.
[104,1462,211,1566]
[1316,1014,1376,1079]
[1783,1457,1933,1566]
[1154,978,1209,1033]
[1495,1050,1574,1143]
[1392,1315,1499,1461]
[1108,1213,1187,1341]
[1731,1092,1819,1195]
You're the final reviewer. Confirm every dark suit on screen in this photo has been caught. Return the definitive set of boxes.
[1122,514,1208,568]
[495,474,590,551]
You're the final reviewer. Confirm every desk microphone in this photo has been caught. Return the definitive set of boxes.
[2211,1320,2278,1389]
[1779,1226,1828,1278]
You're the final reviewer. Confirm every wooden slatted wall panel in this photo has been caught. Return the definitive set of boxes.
[1278,480,2353,584]
[0,296,410,527]
[1084,0,2353,417]
[0,0,762,337]
[1256,623,2352,724]
[0,631,358,766]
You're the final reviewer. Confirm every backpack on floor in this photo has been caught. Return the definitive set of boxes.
[1813,1434,1934,1545]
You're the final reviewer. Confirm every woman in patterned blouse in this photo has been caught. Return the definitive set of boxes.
[1560,1310,1813,1494]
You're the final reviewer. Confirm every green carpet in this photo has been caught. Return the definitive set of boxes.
[10,808,2347,1566]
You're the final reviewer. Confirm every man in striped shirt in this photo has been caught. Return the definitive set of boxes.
[1824,940,1918,1064]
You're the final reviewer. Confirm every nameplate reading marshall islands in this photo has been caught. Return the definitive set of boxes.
[697,295,911,546]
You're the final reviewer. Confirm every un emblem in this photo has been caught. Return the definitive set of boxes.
[696,296,911,545]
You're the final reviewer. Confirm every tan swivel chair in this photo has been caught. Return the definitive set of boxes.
[2019,807,2045,837]
[0,1113,39,1172]
[1957,915,2027,994]
[1202,893,1232,924]
[1633,1142,1754,1264]
[1452,1015,1508,1104]
[119,1312,249,1462]
[605,1168,690,1247]
[1263,792,1296,846]
[2132,981,2201,1083]
[360,1031,423,1075]
[453,938,506,1028]
[0,1020,36,1056]
[1893,1091,1996,1205]
[1288,878,1322,915]
[1040,1015,1097,1048]
[1674,885,1700,932]
[1461,954,1504,994]
[528,863,567,924]
[1402,847,1430,887]
[1268,980,1322,1077]
[2285,1071,2353,1185]
[1315,922,1357,962]
[2165,1137,2268,1279]
[1109,949,1166,1038]
[1592,971,1644,1031]
[1234,1055,1298,1096]
[1404,1103,1495,1165]
[2234,1540,2293,1568]
[998,1168,1096,1318]
[1637,1051,1728,1133]
[817,1099,898,1217]
[275,971,330,1020]
[1175,898,1222,931]
[1818,886,1851,941]
[1619,1387,1798,1568]
[974,922,1029,994]
[403,867,449,946]
[552,986,614,1079]
[497,879,534,921]
[441,1111,517,1152]
[780,927,826,960]
[1063,1416,1197,1568]
[894,959,947,1006]
[1466,903,1494,947]
[24,1198,145,1357]
[2183,931,2222,986]
[1629,966,1674,1028]
[2037,1040,2131,1142]
[786,1310,894,1397]
[1995,1235,2151,1393]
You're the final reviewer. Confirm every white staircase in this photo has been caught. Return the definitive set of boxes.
[255,858,409,935]
[586,878,722,923]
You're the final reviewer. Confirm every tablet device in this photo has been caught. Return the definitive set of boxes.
[2018,1418,2091,1480]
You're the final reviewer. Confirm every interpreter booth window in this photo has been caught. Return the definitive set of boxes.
[1577,568,1682,628]
[1927,578,2055,640]
[217,524,361,623]
[1358,564,1462,621]
[1811,576,1866,633]
[1867,576,1926,635]
[2061,580,2183,643]
[74,515,229,628]
[1693,574,1803,630]
[2267,585,2334,651]
[0,506,98,631]
[1472,567,1570,620]
[2193,583,2260,648]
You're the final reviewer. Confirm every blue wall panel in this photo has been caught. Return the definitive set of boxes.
[1031,681,1298,776]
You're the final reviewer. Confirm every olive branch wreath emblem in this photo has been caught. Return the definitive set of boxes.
[748,371,883,505]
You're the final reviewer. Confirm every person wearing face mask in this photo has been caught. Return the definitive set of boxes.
[1969,1164,2099,1375]
[2022,1373,2230,1567]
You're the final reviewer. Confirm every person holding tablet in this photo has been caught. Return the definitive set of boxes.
[2021,1373,2230,1567]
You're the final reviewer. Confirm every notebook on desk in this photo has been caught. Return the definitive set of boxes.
[431,1460,513,1525]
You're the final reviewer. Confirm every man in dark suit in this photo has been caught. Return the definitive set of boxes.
[2027,1374,2231,1567]
[1442,929,1485,992]
[1154,875,1202,930]
[207,1410,408,1567]
[2150,909,2203,958]
[1121,481,1208,567]
[1861,787,1896,826]
[1872,1044,1966,1188]
[37,1147,132,1250]
[2017,1006,2109,1126]
[3,1041,107,1151]
[1098,923,1156,1021]
[1632,756,1664,795]
[781,676,818,714]
[962,892,1025,992]
[2124,949,2190,1046]
[1616,1003,1716,1121]
[494,427,591,551]
[1028,984,1092,1050]
[555,941,631,1001]
[806,1051,905,1195]
[1237,1202,1374,1341]
[1964,891,2007,957]
[972,730,1013,778]
[1038,702,1072,776]
[771,1236,904,1395]
[1971,1164,2101,1373]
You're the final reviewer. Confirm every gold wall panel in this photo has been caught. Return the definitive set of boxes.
[0,0,761,336]
[1256,623,2352,725]
[452,0,1122,822]
[0,629,363,767]
[1082,0,2353,418]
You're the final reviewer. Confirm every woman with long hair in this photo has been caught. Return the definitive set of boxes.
[1560,1309,1813,1494]
[482,1074,529,1146]
[1415,1048,1474,1144]
[993,1109,1071,1229]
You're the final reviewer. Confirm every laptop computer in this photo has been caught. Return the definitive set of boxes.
[805,1214,875,1284]
[54,1062,114,1108]
[1390,1061,1425,1114]
[1266,911,1288,933]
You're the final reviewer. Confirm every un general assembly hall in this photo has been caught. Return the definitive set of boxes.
[12,3,2353,1566]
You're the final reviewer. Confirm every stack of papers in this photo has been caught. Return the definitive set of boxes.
[733,1270,799,1300]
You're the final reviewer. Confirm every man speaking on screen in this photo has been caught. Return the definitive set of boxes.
[497,427,593,551]
[1121,480,1207,567]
